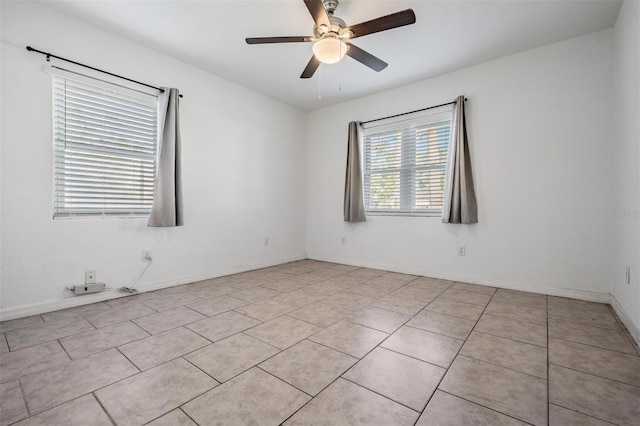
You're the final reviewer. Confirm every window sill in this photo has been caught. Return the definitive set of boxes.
[365,211,443,218]
[53,214,150,220]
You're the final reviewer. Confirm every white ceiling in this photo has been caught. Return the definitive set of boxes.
[44,0,622,111]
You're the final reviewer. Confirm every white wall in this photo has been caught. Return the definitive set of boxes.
[1,1,636,338]
[611,0,640,341]
[307,30,614,300]
[0,1,307,319]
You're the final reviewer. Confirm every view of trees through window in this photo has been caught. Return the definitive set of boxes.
[364,118,451,214]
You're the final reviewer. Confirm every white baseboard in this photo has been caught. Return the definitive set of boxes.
[0,254,305,322]
[609,295,640,347]
[5,253,637,349]
[311,255,612,303]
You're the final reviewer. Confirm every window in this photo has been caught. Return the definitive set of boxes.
[363,106,453,216]
[52,72,159,217]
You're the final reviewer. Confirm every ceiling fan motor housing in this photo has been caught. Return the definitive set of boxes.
[314,15,347,38]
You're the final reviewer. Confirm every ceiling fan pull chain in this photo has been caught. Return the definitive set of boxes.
[338,42,342,92]
[318,64,322,100]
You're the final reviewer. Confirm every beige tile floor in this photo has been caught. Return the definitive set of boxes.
[1,260,639,426]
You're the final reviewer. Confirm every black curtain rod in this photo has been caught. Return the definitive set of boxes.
[26,46,183,98]
[362,98,467,125]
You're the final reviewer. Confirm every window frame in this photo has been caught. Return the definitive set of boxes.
[361,105,454,217]
[49,67,160,219]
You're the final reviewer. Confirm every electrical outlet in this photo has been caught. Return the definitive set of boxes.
[341,237,346,246]
[264,237,269,246]
[85,270,96,284]
[142,250,152,262]
[458,245,466,256]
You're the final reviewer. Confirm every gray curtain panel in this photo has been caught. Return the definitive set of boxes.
[148,88,184,227]
[344,121,366,222]
[443,95,478,224]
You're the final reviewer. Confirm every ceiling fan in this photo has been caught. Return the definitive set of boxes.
[246,0,416,79]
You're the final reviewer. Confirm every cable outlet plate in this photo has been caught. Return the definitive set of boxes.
[458,245,466,256]
[85,270,96,284]
[142,250,152,262]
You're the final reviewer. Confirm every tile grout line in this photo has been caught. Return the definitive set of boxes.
[378,344,457,371]
[449,283,498,297]
[55,337,73,362]
[245,326,322,352]
[17,375,32,418]
[547,335,640,359]
[150,368,220,424]
[91,392,118,426]
[548,298,620,316]
[489,297,547,313]
[17,366,139,422]
[465,316,548,349]
[282,282,455,425]
[455,353,547,381]
[549,402,618,426]
[178,407,200,426]
[115,346,144,374]
[547,316,631,333]
[91,352,218,423]
[304,336,372,360]
[340,375,421,414]
[181,353,223,381]
[182,332,283,384]
[421,306,482,322]
[255,365,315,398]
[237,330,285,351]
[185,318,263,344]
[436,389,536,426]
[413,285,496,426]
[438,294,492,307]
[546,334,638,357]
[481,310,547,327]
[548,362,640,389]
[56,321,151,360]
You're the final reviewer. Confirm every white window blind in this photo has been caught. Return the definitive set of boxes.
[52,74,159,217]
[363,107,453,215]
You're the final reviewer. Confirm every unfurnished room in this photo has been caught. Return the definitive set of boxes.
[0,0,638,425]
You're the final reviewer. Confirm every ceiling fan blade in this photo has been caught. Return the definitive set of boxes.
[303,0,330,28]
[345,43,388,72]
[300,56,321,79]
[246,36,313,44]
[345,9,416,39]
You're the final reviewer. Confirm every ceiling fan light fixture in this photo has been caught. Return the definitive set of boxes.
[312,37,347,64]
[341,29,354,39]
